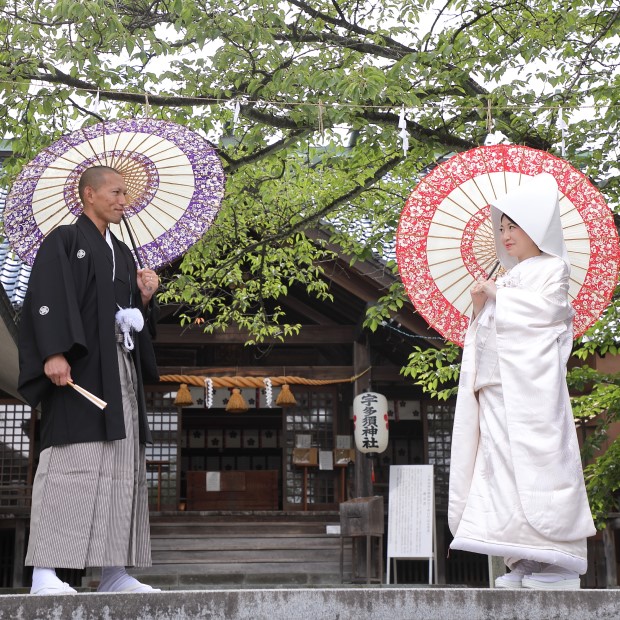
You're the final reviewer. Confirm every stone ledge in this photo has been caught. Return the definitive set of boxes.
[1,587,619,620]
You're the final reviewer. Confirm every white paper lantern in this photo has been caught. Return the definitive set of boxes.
[353,392,389,454]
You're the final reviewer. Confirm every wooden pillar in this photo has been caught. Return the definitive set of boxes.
[177,405,184,510]
[603,515,619,588]
[488,555,506,588]
[12,518,26,587]
[352,339,373,580]
[353,340,372,499]
[435,514,446,585]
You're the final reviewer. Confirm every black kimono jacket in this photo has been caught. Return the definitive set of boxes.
[18,214,157,449]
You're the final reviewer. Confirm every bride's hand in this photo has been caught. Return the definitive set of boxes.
[479,279,497,300]
[470,280,488,317]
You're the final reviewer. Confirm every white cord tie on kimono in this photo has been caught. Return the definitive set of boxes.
[115,307,144,351]
[107,228,144,351]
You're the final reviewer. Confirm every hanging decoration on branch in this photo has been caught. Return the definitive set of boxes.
[318,100,325,138]
[485,99,493,134]
[4,118,226,269]
[483,99,509,145]
[558,108,568,157]
[396,144,620,346]
[93,88,100,116]
[398,106,409,156]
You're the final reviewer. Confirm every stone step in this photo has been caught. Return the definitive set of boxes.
[151,548,347,564]
[151,536,345,552]
[151,511,340,523]
[1,587,618,620]
[127,565,350,588]
[150,523,338,537]
[140,513,350,587]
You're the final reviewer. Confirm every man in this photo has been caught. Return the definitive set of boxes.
[18,165,160,594]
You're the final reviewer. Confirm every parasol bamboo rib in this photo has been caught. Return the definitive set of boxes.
[159,367,371,389]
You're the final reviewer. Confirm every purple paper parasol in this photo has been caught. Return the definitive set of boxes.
[4,118,226,269]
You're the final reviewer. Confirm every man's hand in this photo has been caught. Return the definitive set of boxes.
[44,354,72,386]
[137,268,159,306]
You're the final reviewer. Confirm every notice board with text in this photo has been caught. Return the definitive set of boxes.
[386,464,437,584]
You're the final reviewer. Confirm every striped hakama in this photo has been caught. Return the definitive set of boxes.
[25,343,152,569]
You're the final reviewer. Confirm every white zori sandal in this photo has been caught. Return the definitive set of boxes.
[495,560,542,589]
[522,565,581,590]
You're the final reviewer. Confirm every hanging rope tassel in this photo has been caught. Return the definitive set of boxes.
[226,388,249,413]
[174,383,193,406]
[276,383,297,407]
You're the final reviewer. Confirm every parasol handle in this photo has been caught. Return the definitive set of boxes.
[486,260,500,280]
[122,215,144,268]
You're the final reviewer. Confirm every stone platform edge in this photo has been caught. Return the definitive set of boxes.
[1,587,619,620]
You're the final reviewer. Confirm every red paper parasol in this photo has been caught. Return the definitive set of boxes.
[396,144,620,346]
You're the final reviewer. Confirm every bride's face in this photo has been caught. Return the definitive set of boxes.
[499,215,540,262]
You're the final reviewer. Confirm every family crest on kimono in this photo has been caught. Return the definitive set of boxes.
[18,165,162,595]
[448,173,596,590]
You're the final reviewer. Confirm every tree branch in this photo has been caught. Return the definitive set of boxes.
[67,97,106,123]
[564,5,620,94]
[286,0,412,52]
[199,152,406,278]
[226,129,312,172]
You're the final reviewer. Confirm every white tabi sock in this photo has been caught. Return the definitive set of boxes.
[511,559,542,575]
[98,566,161,593]
[31,567,77,595]
[529,563,579,581]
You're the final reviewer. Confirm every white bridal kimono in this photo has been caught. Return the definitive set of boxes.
[448,254,595,574]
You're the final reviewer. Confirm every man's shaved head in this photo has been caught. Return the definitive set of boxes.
[78,166,122,204]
